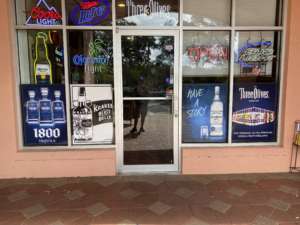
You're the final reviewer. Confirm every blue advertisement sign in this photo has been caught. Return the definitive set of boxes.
[182,83,228,143]
[69,0,111,26]
[232,82,278,142]
[21,85,68,146]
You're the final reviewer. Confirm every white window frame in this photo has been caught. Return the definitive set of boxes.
[10,0,287,151]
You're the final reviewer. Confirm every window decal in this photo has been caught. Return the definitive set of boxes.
[25,0,62,26]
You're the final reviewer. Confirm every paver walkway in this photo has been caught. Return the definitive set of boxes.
[0,173,300,225]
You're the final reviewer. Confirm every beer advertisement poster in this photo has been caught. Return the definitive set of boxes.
[232,82,278,142]
[182,83,228,143]
[20,84,68,146]
[71,85,114,145]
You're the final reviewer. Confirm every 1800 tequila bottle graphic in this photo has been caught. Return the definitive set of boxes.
[73,87,93,141]
[26,90,39,124]
[52,90,65,124]
[210,86,223,136]
[39,87,53,126]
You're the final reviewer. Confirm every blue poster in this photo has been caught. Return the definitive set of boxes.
[182,83,228,143]
[232,82,278,142]
[21,85,68,146]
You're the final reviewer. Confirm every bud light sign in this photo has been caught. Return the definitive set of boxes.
[232,82,278,143]
[21,85,68,146]
[69,0,111,25]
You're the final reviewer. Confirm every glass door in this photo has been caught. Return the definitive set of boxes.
[116,30,179,173]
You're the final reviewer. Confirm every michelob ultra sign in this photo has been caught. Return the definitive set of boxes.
[69,0,111,25]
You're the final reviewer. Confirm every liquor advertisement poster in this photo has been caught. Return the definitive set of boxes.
[71,85,114,145]
[20,84,67,146]
[182,83,228,143]
[232,82,278,142]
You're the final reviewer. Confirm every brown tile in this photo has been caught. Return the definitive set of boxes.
[208,200,232,214]
[21,204,47,219]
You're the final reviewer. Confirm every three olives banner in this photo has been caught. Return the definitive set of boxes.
[20,84,68,146]
[232,82,278,143]
[182,83,228,143]
[71,85,114,145]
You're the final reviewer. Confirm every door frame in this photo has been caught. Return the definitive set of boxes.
[114,29,180,174]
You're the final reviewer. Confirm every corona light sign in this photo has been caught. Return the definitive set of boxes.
[26,0,62,26]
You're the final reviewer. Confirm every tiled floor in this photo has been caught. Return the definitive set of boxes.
[0,173,300,225]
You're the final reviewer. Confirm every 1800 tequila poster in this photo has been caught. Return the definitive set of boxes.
[182,83,228,143]
[21,85,68,146]
[71,85,114,145]
[232,82,278,142]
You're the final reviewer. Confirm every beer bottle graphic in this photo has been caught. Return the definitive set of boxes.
[34,32,53,84]
[73,87,93,142]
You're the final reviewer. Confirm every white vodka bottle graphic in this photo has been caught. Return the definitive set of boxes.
[72,87,93,141]
[52,90,66,124]
[26,90,39,124]
[210,86,224,136]
[39,87,53,126]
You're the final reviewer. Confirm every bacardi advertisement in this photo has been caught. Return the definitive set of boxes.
[71,85,114,145]
[182,83,228,143]
[21,85,68,146]
[232,83,278,142]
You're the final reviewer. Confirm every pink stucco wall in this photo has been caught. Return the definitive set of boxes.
[183,0,300,174]
[0,0,299,178]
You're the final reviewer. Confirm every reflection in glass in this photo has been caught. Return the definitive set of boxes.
[183,0,231,27]
[68,30,113,84]
[123,100,173,165]
[15,0,62,26]
[17,30,64,84]
[234,31,281,81]
[116,0,179,26]
[122,36,174,97]
[183,31,230,77]
[236,0,282,26]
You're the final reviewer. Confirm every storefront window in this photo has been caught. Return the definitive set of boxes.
[116,0,179,26]
[14,0,285,149]
[183,0,231,27]
[182,31,230,143]
[232,31,281,143]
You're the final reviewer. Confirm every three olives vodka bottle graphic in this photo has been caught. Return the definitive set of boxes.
[73,87,93,141]
[210,86,224,136]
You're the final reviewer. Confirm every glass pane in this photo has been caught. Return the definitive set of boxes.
[116,0,179,26]
[234,31,281,81]
[124,100,173,165]
[183,31,230,77]
[15,0,62,26]
[236,0,282,26]
[183,0,231,27]
[66,0,112,26]
[232,31,281,143]
[68,30,113,84]
[182,31,230,143]
[17,30,64,84]
[122,35,174,97]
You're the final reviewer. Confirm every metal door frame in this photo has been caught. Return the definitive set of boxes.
[115,29,180,174]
